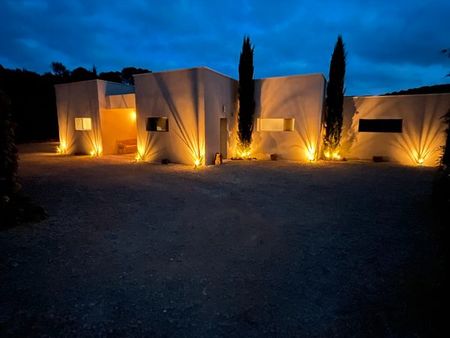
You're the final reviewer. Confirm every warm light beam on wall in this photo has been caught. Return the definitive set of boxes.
[56,140,67,154]
[90,144,103,157]
[305,144,316,162]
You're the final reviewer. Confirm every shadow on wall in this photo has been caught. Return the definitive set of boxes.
[342,96,447,166]
[252,77,322,161]
[137,70,205,165]
[58,90,102,156]
[394,99,444,166]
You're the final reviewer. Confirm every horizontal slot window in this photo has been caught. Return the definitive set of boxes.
[74,117,92,131]
[358,119,402,133]
[146,117,169,132]
[257,118,294,132]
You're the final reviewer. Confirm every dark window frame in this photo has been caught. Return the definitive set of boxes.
[358,119,403,133]
[146,117,169,132]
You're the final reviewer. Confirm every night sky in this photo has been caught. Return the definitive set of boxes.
[1,0,449,95]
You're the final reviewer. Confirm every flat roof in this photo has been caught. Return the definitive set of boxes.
[133,66,325,82]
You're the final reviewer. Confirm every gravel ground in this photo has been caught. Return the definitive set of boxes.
[0,152,446,337]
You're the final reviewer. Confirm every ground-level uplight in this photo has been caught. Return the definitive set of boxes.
[135,152,144,162]
[90,144,102,157]
[305,145,316,162]
[56,140,67,154]
[236,144,252,159]
[324,148,341,160]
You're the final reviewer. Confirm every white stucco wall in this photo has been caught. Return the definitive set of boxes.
[203,68,238,164]
[342,93,450,166]
[55,80,103,155]
[134,68,205,165]
[55,80,137,156]
[252,74,325,161]
[105,93,136,109]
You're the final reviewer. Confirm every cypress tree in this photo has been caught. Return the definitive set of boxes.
[238,36,255,155]
[324,35,346,158]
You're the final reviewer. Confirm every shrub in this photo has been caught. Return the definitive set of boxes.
[432,108,450,210]
[0,90,18,198]
[0,90,46,227]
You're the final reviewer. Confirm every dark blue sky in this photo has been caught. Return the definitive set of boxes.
[1,0,449,95]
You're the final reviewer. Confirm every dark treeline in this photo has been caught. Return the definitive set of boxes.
[0,63,150,143]
[384,83,450,96]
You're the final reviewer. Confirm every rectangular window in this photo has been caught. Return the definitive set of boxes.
[146,117,169,132]
[74,117,92,131]
[257,118,295,132]
[358,119,403,133]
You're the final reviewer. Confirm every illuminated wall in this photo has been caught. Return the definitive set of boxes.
[134,68,237,165]
[56,69,449,167]
[342,94,450,166]
[100,108,137,154]
[252,74,326,161]
[203,68,238,164]
[55,80,135,156]
[55,80,103,155]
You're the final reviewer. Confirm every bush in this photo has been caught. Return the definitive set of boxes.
[432,167,450,208]
[432,108,450,213]
[0,90,46,227]
[0,90,18,197]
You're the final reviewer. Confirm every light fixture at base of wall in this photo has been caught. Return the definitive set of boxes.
[56,141,67,154]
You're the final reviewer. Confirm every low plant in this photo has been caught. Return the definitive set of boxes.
[432,108,450,210]
[0,90,46,227]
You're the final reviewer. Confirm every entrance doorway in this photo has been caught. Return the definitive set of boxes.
[220,118,227,159]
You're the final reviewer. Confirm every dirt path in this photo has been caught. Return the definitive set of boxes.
[0,154,445,337]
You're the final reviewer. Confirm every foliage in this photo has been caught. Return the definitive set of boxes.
[121,67,150,85]
[51,62,70,81]
[384,84,450,96]
[237,36,255,151]
[442,108,450,167]
[0,89,47,227]
[70,67,97,82]
[432,108,450,211]
[324,35,346,157]
[0,66,59,142]
[0,90,18,197]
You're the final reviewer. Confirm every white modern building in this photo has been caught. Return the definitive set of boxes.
[55,66,450,166]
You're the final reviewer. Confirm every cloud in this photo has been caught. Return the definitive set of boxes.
[0,0,448,94]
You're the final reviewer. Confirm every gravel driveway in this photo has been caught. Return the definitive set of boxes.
[0,153,445,337]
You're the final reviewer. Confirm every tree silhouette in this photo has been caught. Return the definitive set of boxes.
[237,36,255,153]
[121,67,150,85]
[70,67,97,82]
[324,35,346,158]
[0,90,18,198]
[51,62,69,81]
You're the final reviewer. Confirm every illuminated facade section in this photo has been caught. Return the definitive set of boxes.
[54,69,449,166]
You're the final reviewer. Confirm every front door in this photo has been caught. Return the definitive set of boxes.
[220,118,227,159]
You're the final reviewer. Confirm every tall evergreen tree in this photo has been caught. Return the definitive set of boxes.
[238,36,255,154]
[324,35,346,158]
